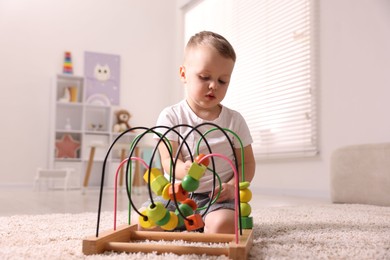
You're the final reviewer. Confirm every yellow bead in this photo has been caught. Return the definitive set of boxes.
[143,168,163,183]
[240,202,252,217]
[146,202,166,222]
[239,181,250,190]
[139,210,156,229]
[161,183,172,200]
[150,175,169,196]
[240,188,252,203]
[187,162,207,180]
[161,211,178,231]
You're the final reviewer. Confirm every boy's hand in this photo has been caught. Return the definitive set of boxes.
[210,183,235,203]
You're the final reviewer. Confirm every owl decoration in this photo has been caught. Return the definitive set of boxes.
[84,52,120,105]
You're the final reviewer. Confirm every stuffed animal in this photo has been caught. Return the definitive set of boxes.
[113,109,132,132]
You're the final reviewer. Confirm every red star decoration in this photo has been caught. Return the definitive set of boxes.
[55,134,81,159]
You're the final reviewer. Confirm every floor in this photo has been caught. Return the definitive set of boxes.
[0,185,329,217]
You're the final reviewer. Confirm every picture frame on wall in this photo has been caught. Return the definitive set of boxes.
[84,51,120,106]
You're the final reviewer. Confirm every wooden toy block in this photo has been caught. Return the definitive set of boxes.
[82,224,253,260]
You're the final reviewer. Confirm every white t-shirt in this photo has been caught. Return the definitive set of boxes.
[155,100,253,193]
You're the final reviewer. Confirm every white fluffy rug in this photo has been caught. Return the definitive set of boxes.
[1,204,389,259]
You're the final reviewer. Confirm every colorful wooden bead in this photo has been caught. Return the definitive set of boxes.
[184,214,204,231]
[161,183,172,200]
[143,168,163,183]
[182,198,197,211]
[239,188,252,203]
[155,210,171,226]
[138,210,156,229]
[150,175,169,196]
[187,162,207,180]
[240,202,252,217]
[195,153,210,166]
[161,211,178,231]
[239,181,250,190]
[177,203,194,217]
[181,175,199,192]
[240,216,253,229]
[175,211,185,228]
[169,183,189,202]
[146,202,166,222]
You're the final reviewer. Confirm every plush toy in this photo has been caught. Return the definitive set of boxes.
[113,109,132,132]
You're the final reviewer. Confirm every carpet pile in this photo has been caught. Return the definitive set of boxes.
[0,203,389,259]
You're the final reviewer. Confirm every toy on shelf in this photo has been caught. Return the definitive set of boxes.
[63,51,73,74]
[112,109,132,133]
[82,123,253,259]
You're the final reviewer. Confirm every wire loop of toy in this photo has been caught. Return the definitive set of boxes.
[95,123,247,243]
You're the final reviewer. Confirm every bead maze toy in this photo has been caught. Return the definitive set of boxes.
[82,123,254,259]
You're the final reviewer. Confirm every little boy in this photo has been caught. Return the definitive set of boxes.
[139,31,255,234]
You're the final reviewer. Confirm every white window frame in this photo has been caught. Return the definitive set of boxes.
[182,0,319,160]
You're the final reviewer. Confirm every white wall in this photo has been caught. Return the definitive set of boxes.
[1,0,389,200]
[253,0,390,198]
[0,0,181,185]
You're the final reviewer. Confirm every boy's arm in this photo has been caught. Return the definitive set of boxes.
[158,140,192,180]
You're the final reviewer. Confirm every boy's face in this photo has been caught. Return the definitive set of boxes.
[180,45,235,114]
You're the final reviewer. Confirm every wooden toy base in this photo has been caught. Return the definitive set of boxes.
[83,224,253,260]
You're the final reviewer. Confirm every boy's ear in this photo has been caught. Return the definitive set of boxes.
[179,66,187,83]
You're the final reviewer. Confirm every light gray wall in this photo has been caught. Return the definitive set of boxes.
[1,0,389,200]
[0,0,181,184]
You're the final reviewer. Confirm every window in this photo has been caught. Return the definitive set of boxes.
[183,0,318,159]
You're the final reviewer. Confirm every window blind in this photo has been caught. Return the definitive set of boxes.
[183,0,318,159]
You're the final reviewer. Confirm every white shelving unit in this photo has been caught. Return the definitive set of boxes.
[48,74,137,189]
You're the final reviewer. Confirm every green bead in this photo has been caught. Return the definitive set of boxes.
[181,175,199,192]
[240,202,251,217]
[155,210,171,226]
[147,202,166,222]
[161,212,178,231]
[176,203,193,217]
[239,216,253,229]
[175,212,185,228]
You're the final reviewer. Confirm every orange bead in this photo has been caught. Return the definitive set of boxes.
[195,153,210,167]
[184,214,204,231]
[168,183,189,202]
